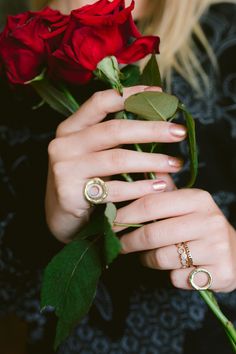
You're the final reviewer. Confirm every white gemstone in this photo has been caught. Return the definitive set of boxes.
[181,253,187,260]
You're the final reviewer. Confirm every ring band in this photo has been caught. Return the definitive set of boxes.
[84,178,108,205]
[184,242,193,267]
[189,268,212,290]
[176,242,193,268]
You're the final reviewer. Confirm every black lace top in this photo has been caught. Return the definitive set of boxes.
[0,3,236,354]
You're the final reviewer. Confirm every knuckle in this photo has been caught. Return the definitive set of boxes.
[195,189,213,205]
[48,138,64,161]
[104,120,123,140]
[91,91,106,110]
[109,185,120,200]
[157,154,169,169]
[213,239,230,258]
[56,184,71,210]
[155,249,168,269]
[109,149,126,169]
[48,139,58,160]
[55,122,67,138]
[142,225,156,248]
[170,270,181,288]
[218,265,235,288]
[208,214,229,245]
[213,213,228,234]
[142,194,155,216]
[52,161,66,180]
[151,121,166,138]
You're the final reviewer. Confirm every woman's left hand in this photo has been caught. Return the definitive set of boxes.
[115,189,236,292]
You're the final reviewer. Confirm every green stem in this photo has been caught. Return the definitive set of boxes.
[123,111,156,180]
[122,173,133,182]
[225,330,236,351]
[114,222,144,228]
[199,291,236,351]
[60,85,80,112]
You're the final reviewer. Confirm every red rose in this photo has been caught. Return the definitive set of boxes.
[48,0,160,85]
[0,7,68,84]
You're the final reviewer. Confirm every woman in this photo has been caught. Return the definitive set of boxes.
[1,0,236,353]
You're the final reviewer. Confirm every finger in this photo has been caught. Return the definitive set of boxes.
[119,213,210,252]
[76,150,183,177]
[170,265,229,292]
[56,86,161,136]
[105,179,169,202]
[115,189,214,226]
[53,120,187,158]
[54,177,173,215]
[154,173,177,191]
[140,240,215,271]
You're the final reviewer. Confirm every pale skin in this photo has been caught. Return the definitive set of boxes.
[46,0,236,292]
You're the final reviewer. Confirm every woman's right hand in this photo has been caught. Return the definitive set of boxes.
[45,85,187,243]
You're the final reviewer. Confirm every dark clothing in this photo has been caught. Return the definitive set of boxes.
[0,3,236,354]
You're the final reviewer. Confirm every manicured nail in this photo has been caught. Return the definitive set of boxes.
[144,86,162,92]
[169,124,187,138]
[152,180,167,191]
[168,157,183,168]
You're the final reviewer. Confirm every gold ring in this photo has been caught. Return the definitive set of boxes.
[184,242,193,267]
[189,268,212,291]
[84,178,108,205]
[176,242,193,268]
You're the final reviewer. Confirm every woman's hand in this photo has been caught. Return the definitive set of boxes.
[46,86,187,243]
[116,188,236,292]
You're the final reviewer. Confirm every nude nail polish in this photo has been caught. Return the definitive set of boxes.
[168,157,183,168]
[144,86,162,92]
[169,124,187,138]
[152,180,167,191]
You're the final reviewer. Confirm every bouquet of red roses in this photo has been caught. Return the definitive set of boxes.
[1,0,236,351]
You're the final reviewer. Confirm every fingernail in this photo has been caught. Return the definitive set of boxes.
[144,86,162,92]
[169,124,187,138]
[168,157,183,168]
[152,180,167,191]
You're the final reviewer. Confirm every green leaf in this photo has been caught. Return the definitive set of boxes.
[179,103,198,187]
[103,203,121,265]
[121,64,141,87]
[125,91,179,121]
[104,203,117,226]
[31,78,79,117]
[41,237,102,349]
[140,53,162,87]
[75,207,104,241]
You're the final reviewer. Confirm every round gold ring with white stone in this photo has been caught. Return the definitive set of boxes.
[189,268,213,291]
[84,178,108,205]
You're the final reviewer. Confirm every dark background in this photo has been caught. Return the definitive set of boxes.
[0,0,27,26]
[0,3,29,354]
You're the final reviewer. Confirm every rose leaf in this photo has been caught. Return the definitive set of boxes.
[31,78,79,116]
[75,207,105,241]
[41,237,102,349]
[125,91,179,121]
[140,53,162,88]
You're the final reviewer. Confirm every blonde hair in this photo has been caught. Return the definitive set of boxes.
[31,0,236,91]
